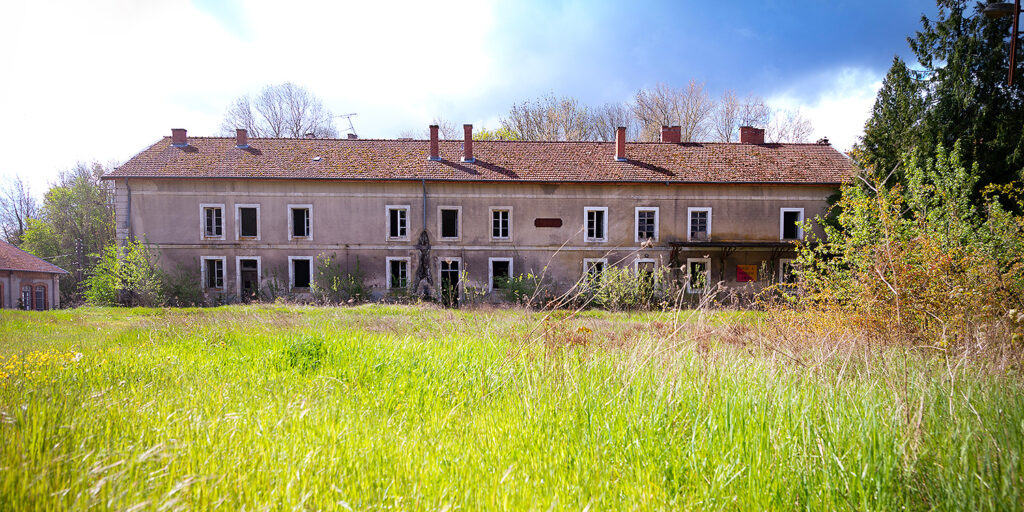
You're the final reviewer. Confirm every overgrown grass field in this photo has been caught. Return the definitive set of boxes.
[1,305,1022,510]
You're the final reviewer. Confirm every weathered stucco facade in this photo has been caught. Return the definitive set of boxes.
[106,125,852,303]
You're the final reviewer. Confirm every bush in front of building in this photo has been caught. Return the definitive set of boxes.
[83,240,165,307]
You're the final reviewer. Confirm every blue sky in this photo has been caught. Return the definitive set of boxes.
[1,0,938,194]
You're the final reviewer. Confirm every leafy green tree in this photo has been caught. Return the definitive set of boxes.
[84,240,165,307]
[21,162,115,301]
[854,56,926,182]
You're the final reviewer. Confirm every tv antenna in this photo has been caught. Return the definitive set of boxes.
[334,113,358,138]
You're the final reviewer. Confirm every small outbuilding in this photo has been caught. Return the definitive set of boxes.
[0,240,68,310]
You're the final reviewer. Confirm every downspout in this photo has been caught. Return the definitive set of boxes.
[126,182,134,242]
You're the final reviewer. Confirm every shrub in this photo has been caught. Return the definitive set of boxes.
[83,240,165,307]
[312,254,369,304]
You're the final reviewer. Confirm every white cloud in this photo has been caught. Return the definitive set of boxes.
[766,67,882,152]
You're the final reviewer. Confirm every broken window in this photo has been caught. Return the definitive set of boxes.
[687,258,710,292]
[203,206,223,238]
[440,208,459,239]
[388,207,408,239]
[688,208,710,241]
[490,258,511,291]
[583,258,606,285]
[781,209,804,240]
[585,207,607,242]
[636,208,657,241]
[291,207,311,238]
[388,258,409,289]
[204,258,224,289]
[239,207,258,238]
[292,258,311,288]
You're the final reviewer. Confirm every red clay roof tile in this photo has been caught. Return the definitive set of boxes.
[105,137,855,184]
[0,240,68,274]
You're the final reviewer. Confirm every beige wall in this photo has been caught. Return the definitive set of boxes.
[115,178,835,300]
[0,270,61,310]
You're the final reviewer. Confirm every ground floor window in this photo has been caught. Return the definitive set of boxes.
[34,285,46,311]
[779,258,797,284]
[583,258,607,286]
[238,258,260,300]
[387,257,410,289]
[202,257,225,290]
[686,258,710,293]
[290,257,313,289]
[489,258,512,292]
[439,258,461,307]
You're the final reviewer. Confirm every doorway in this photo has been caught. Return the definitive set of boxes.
[239,259,260,301]
[439,259,460,307]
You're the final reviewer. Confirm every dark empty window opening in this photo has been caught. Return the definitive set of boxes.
[688,260,708,290]
[491,260,511,289]
[389,259,408,289]
[389,208,407,239]
[293,259,311,288]
[782,211,802,239]
[586,209,606,241]
[204,207,223,237]
[292,208,310,238]
[637,210,656,240]
[441,209,459,238]
[205,259,224,289]
[240,208,258,238]
[492,210,510,239]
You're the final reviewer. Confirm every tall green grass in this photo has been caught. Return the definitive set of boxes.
[1,305,1021,510]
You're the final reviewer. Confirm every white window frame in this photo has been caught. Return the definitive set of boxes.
[583,207,609,243]
[490,207,513,241]
[687,207,712,242]
[385,205,411,242]
[200,256,227,290]
[488,257,514,292]
[437,206,462,241]
[686,257,711,294]
[288,256,314,290]
[582,257,608,278]
[438,257,463,296]
[235,204,261,241]
[634,207,659,243]
[779,207,805,240]
[287,204,313,241]
[386,256,411,290]
[199,203,226,241]
[779,258,797,284]
[235,256,262,296]
[633,257,657,275]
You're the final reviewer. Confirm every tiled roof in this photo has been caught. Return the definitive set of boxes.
[105,137,854,184]
[0,240,68,274]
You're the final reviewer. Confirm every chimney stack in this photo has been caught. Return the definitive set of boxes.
[428,124,440,161]
[462,124,474,163]
[235,128,248,148]
[614,126,627,161]
[347,133,358,140]
[660,125,681,143]
[739,126,765,145]
[171,128,187,147]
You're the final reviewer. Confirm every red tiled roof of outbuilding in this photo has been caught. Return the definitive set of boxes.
[105,137,854,184]
[0,240,68,274]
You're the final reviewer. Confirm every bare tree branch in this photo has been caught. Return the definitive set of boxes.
[631,81,715,142]
[220,82,338,138]
[0,176,38,245]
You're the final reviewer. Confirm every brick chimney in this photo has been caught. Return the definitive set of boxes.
[615,126,627,161]
[428,124,440,161]
[660,125,681,143]
[739,126,765,144]
[235,129,248,148]
[171,128,187,147]
[461,124,474,163]
[347,133,358,140]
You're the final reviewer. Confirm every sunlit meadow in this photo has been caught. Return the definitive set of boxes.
[1,305,1022,510]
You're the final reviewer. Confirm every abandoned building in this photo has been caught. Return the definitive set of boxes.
[0,240,67,310]
[104,125,853,304]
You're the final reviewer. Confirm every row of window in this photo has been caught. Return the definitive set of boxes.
[199,204,806,242]
[199,256,797,295]
[0,283,48,310]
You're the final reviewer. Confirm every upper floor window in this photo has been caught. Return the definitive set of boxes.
[202,257,225,290]
[687,207,711,241]
[289,204,312,240]
[200,204,225,240]
[439,207,461,240]
[635,207,658,242]
[387,205,410,241]
[491,208,511,240]
[584,207,608,242]
[780,208,804,240]
[236,204,260,240]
